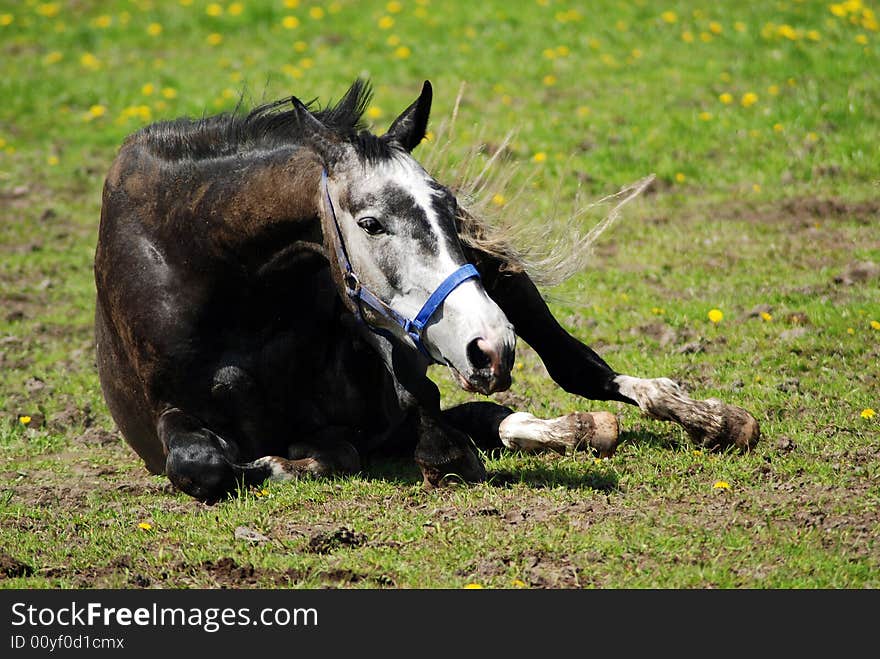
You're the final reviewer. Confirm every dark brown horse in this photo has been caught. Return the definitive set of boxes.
[94,80,759,502]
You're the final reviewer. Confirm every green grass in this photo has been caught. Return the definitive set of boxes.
[1,0,878,589]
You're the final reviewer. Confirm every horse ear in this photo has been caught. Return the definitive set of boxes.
[290,95,338,164]
[383,80,432,152]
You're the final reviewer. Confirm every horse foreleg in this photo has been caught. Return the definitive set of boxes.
[477,265,760,450]
[442,401,619,457]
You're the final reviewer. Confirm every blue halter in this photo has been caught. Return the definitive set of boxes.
[321,170,480,361]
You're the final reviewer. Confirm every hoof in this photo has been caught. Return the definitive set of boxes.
[571,411,619,458]
[417,454,487,490]
[415,441,486,490]
[688,400,761,451]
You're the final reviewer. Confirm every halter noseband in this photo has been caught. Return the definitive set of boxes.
[321,169,480,362]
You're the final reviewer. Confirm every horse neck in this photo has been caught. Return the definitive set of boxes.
[197,147,325,248]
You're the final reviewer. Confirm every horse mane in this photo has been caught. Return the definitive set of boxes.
[129,79,395,162]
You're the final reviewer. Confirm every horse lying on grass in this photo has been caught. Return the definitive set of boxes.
[94,80,760,503]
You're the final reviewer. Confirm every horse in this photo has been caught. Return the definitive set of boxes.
[94,79,760,503]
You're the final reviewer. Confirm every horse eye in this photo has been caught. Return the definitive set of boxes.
[357,217,385,235]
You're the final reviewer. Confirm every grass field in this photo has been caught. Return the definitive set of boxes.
[0,0,878,588]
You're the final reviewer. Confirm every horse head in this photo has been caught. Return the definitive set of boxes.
[295,80,515,395]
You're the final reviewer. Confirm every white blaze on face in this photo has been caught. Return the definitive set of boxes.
[331,153,515,377]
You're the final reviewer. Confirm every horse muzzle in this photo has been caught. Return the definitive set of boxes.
[451,334,514,395]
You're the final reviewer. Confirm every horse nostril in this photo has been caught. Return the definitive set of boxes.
[466,337,494,371]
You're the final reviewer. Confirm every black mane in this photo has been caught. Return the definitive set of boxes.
[132,78,395,162]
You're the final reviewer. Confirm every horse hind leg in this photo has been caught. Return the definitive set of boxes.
[613,375,760,450]
[442,401,620,458]
[158,409,359,503]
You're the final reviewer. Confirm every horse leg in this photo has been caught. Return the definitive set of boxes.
[364,337,486,488]
[158,408,354,503]
[442,401,619,457]
[474,262,760,450]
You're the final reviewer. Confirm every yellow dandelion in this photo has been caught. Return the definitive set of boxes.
[741,92,758,108]
[138,522,153,530]
[378,15,394,29]
[284,0,300,7]
[19,415,31,425]
[734,21,747,32]
[464,583,484,589]
[491,193,506,206]
[294,40,308,52]
[806,30,821,41]
[768,84,780,96]
[631,48,642,59]
[532,151,547,163]
[542,74,557,86]
[708,308,723,324]
[752,183,762,193]
[698,111,713,121]
[542,47,556,59]
[777,24,798,40]
[80,52,100,70]
[760,311,773,322]
[366,106,383,119]
[576,106,590,117]
[830,3,847,17]
[556,45,570,57]
[681,30,694,42]
[228,2,244,16]
[870,320,880,330]
[651,307,665,315]
[861,408,876,419]
[700,32,713,42]
[0,14,13,26]
[393,45,411,59]
[147,22,162,36]
[142,83,155,96]
[43,51,63,65]
[713,481,731,490]
[515,361,524,371]
[693,449,702,455]
[661,11,678,24]
[773,123,783,133]
[36,3,61,18]
[47,155,59,166]
[206,3,223,16]
[719,92,733,105]
[512,579,526,587]
[93,15,112,28]
[709,21,722,34]
[162,87,177,99]
[675,172,686,183]
[387,1,403,12]
[309,6,324,19]
[88,104,106,118]
[855,34,868,44]
[207,33,223,45]
[387,34,401,46]
[282,15,300,29]
[847,327,855,335]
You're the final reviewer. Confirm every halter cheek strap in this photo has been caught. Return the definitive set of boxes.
[321,170,480,361]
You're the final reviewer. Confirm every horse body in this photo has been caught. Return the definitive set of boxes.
[95,80,760,502]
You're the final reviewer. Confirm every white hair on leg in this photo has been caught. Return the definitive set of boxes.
[498,411,618,457]
[614,375,760,450]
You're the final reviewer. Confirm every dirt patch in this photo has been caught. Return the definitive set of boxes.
[307,527,367,554]
[0,553,34,578]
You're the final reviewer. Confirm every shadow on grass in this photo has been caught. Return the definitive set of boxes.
[619,428,681,450]
[487,464,618,492]
[361,454,620,492]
